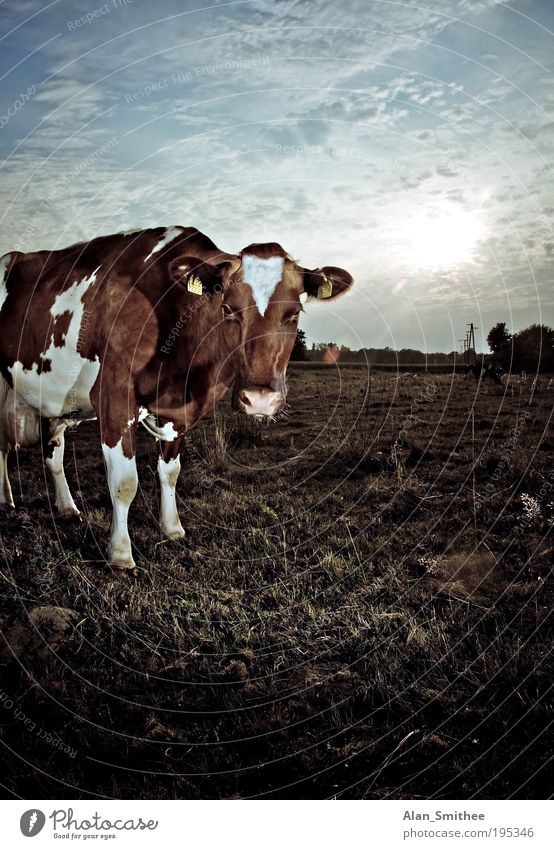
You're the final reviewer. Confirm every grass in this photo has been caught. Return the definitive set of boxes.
[0,366,552,799]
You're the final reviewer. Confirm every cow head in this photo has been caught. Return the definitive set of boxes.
[228,243,354,416]
[168,242,353,417]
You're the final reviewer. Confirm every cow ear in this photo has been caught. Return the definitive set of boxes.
[168,256,233,296]
[302,265,353,300]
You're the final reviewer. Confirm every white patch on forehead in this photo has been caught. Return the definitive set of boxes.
[144,227,183,262]
[242,254,284,316]
[0,253,12,310]
[8,267,101,419]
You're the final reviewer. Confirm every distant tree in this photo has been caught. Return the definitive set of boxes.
[487,322,511,355]
[512,324,554,372]
[311,341,338,352]
[291,329,308,361]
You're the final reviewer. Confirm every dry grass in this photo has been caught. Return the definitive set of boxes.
[0,366,552,799]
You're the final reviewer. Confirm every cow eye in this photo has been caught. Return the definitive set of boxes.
[286,310,302,324]
[222,303,236,317]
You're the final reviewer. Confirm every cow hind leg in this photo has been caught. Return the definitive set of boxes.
[158,440,185,540]
[44,425,80,518]
[0,447,14,510]
[0,376,14,509]
[102,436,138,570]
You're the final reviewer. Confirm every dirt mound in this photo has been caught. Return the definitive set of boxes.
[0,606,78,663]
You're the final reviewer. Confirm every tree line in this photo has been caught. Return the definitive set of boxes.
[291,324,554,372]
[486,322,554,372]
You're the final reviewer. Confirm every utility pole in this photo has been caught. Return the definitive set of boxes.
[467,323,478,364]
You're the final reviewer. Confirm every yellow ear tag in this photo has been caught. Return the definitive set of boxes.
[187,275,203,296]
[317,276,333,299]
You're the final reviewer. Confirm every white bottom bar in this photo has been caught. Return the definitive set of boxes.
[3,800,552,848]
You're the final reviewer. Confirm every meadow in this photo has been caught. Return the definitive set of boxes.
[0,365,552,799]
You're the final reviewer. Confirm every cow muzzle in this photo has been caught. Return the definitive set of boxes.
[236,386,285,417]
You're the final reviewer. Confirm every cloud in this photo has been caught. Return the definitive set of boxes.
[0,0,552,350]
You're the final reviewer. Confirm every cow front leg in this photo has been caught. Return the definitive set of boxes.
[44,423,80,518]
[158,438,185,540]
[102,431,138,570]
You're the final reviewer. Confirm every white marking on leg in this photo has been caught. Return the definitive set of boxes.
[0,253,12,310]
[45,430,80,517]
[144,227,183,262]
[158,455,185,540]
[0,450,14,508]
[102,439,138,569]
[242,255,283,316]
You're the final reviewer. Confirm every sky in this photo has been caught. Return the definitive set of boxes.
[0,0,552,353]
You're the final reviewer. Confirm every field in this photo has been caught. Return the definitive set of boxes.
[0,365,552,799]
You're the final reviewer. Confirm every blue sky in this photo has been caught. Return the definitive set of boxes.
[1,0,552,352]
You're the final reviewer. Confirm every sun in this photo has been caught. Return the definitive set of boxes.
[407,203,486,269]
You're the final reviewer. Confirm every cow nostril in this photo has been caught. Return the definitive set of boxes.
[239,390,251,406]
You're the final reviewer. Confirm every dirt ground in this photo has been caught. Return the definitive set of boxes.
[0,364,552,799]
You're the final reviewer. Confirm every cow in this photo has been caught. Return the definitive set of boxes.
[485,364,503,385]
[463,362,502,384]
[464,362,484,380]
[0,227,353,571]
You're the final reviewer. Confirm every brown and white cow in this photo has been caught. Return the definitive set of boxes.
[0,227,353,570]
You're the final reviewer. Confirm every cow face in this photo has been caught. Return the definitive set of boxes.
[226,244,353,417]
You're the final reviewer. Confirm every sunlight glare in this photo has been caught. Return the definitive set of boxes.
[408,204,486,269]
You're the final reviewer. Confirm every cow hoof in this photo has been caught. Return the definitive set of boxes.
[164,526,186,541]
[109,556,136,569]
[108,556,137,578]
[56,508,82,522]
[107,545,136,571]
[110,564,137,580]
